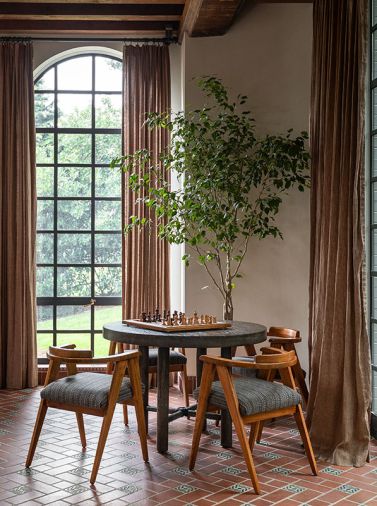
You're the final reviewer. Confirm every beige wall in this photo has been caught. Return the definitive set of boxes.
[182,3,313,375]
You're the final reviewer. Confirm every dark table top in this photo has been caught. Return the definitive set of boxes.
[103,320,267,348]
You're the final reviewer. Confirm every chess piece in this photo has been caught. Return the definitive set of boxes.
[204,314,209,324]
[182,314,187,325]
[193,311,199,324]
[209,316,213,324]
[163,309,167,321]
[147,312,151,323]
[213,316,217,323]
[167,316,172,326]
[141,312,147,322]
[179,312,183,324]
[173,313,179,325]
[188,317,193,325]
[200,314,204,324]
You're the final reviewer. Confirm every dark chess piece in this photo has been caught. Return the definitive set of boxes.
[141,312,147,322]
[147,312,152,323]
[179,312,183,324]
[163,309,167,320]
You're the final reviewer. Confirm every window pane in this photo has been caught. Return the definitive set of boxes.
[95,305,122,330]
[95,267,122,296]
[373,277,377,320]
[95,201,121,230]
[373,183,377,226]
[57,200,91,230]
[37,267,54,296]
[57,306,91,330]
[95,56,122,91]
[95,94,122,128]
[36,133,54,164]
[37,306,53,330]
[58,167,91,197]
[37,200,54,230]
[58,93,92,128]
[37,167,54,197]
[95,233,121,264]
[37,233,54,264]
[35,93,54,128]
[37,333,53,358]
[57,56,92,90]
[57,266,91,297]
[35,68,55,91]
[57,333,91,349]
[95,166,121,197]
[94,333,112,356]
[58,233,91,264]
[58,134,91,164]
[95,134,121,164]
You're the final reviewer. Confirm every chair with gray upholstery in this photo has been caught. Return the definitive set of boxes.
[26,344,148,485]
[189,348,317,495]
[109,342,190,425]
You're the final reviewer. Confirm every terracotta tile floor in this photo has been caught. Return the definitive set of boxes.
[0,387,376,505]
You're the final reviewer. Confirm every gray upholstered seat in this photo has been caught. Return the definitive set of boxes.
[193,377,301,417]
[231,356,258,378]
[148,348,187,367]
[41,372,135,409]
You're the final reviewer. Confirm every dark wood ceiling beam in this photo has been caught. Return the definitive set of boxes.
[0,3,183,16]
[179,0,244,41]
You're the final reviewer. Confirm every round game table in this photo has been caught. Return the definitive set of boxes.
[103,320,267,453]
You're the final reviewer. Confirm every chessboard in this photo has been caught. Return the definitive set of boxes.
[123,309,232,333]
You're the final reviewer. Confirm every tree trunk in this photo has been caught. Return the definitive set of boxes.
[223,292,233,321]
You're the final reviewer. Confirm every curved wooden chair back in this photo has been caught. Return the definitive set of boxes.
[189,348,317,495]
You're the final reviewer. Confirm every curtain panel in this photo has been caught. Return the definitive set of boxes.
[307,0,370,466]
[122,44,170,321]
[0,40,37,389]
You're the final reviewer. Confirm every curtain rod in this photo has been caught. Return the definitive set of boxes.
[29,36,178,44]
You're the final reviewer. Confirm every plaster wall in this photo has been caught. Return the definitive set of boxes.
[182,2,313,376]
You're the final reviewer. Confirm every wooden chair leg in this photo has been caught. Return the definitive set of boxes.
[217,366,261,495]
[292,362,309,407]
[128,357,149,463]
[106,341,117,374]
[249,421,260,452]
[189,363,216,471]
[256,421,264,443]
[90,407,116,484]
[123,404,129,426]
[26,400,48,467]
[294,404,318,476]
[76,413,86,448]
[182,366,190,412]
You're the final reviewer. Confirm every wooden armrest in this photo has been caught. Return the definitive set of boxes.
[47,350,140,364]
[199,354,296,370]
[260,347,286,355]
[269,337,301,344]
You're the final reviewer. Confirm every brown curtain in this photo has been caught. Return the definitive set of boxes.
[307,0,370,466]
[0,40,37,389]
[122,44,170,321]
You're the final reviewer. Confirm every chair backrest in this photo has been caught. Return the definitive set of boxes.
[267,327,300,339]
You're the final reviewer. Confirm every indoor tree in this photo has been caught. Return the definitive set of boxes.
[111,76,310,320]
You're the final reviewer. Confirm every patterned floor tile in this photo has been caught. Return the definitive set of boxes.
[0,386,376,505]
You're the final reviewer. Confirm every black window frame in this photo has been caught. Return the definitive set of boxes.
[35,52,123,364]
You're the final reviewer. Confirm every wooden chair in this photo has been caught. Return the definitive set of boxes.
[267,327,309,406]
[108,341,190,425]
[26,344,148,485]
[189,349,317,495]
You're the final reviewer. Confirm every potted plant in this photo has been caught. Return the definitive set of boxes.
[111,76,310,321]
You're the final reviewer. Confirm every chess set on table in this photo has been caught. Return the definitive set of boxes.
[123,309,232,332]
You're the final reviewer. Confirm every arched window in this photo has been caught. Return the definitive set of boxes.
[35,50,122,360]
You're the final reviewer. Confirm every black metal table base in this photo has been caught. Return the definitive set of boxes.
[146,403,222,424]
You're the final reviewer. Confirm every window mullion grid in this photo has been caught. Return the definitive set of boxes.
[53,63,58,348]
[91,55,96,354]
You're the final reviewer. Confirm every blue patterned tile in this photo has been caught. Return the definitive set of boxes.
[321,466,343,476]
[173,467,191,476]
[262,452,280,460]
[10,485,32,495]
[64,484,88,495]
[282,484,306,493]
[118,484,140,495]
[271,467,292,476]
[175,484,198,494]
[216,451,233,460]
[221,466,242,476]
[228,483,253,493]
[337,484,360,494]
